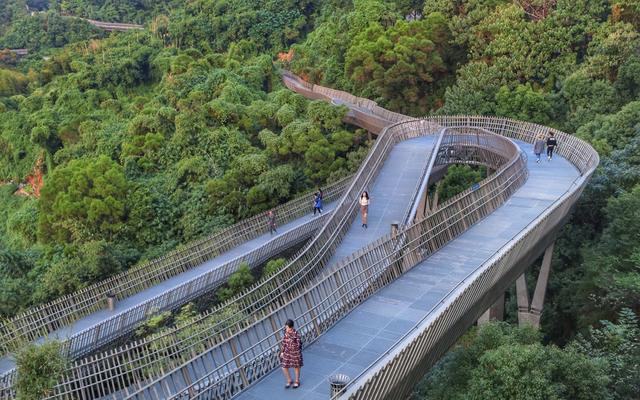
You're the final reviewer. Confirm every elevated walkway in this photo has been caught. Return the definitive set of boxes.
[321,136,436,273]
[0,201,338,374]
[104,135,437,400]
[236,141,579,399]
[123,73,596,400]
[0,69,597,400]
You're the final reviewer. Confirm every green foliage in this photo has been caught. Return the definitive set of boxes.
[166,0,318,52]
[38,155,130,245]
[576,101,640,155]
[0,68,28,97]
[0,11,105,51]
[572,309,640,399]
[495,84,552,125]
[263,257,287,277]
[571,185,640,326]
[217,263,255,302]
[468,343,609,400]
[413,322,610,400]
[345,18,448,114]
[437,165,483,203]
[134,310,172,337]
[15,341,67,400]
[54,0,179,24]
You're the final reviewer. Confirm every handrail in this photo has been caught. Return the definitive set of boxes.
[406,126,446,222]
[1,77,424,400]
[0,177,350,372]
[130,127,526,399]
[339,168,588,400]
[32,91,438,400]
[133,104,598,399]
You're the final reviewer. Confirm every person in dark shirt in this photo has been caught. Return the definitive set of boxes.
[546,132,558,161]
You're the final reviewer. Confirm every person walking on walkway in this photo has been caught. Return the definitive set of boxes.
[534,135,545,164]
[313,192,323,215]
[360,191,369,229]
[280,319,303,389]
[268,210,277,235]
[546,132,558,161]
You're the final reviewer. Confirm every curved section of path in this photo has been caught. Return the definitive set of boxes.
[236,141,579,399]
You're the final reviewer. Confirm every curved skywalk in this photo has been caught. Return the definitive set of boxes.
[121,74,596,400]
[0,69,596,400]
[236,141,579,400]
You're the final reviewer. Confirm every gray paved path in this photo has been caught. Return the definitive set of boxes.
[0,202,338,373]
[237,141,579,400]
[322,135,436,275]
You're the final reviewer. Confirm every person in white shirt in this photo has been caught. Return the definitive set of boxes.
[359,191,370,229]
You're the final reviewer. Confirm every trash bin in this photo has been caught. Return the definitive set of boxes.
[106,293,116,311]
[329,373,350,398]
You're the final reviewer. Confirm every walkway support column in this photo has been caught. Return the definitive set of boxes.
[478,293,504,324]
[517,242,554,328]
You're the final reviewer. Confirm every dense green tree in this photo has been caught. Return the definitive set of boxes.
[217,263,254,302]
[437,165,483,203]
[572,309,640,399]
[413,322,610,400]
[576,100,640,155]
[16,341,67,400]
[262,257,287,277]
[38,155,130,244]
[0,11,104,50]
[495,83,552,124]
[345,17,448,114]
[0,68,28,97]
[572,185,640,326]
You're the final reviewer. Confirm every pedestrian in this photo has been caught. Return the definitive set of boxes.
[359,191,369,229]
[533,135,545,164]
[280,319,303,389]
[268,210,277,235]
[546,132,558,161]
[313,192,323,215]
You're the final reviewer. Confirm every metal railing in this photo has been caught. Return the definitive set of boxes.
[1,71,417,400]
[127,126,526,399]
[339,118,598,400]
[0,71,598,400]
[31,115,437,400]
[0,178,350,393]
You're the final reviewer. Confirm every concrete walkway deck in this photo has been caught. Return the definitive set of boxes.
[322,135,436,275]
[236,141,579,400]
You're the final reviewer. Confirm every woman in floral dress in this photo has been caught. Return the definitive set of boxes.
[280,319,303,388]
